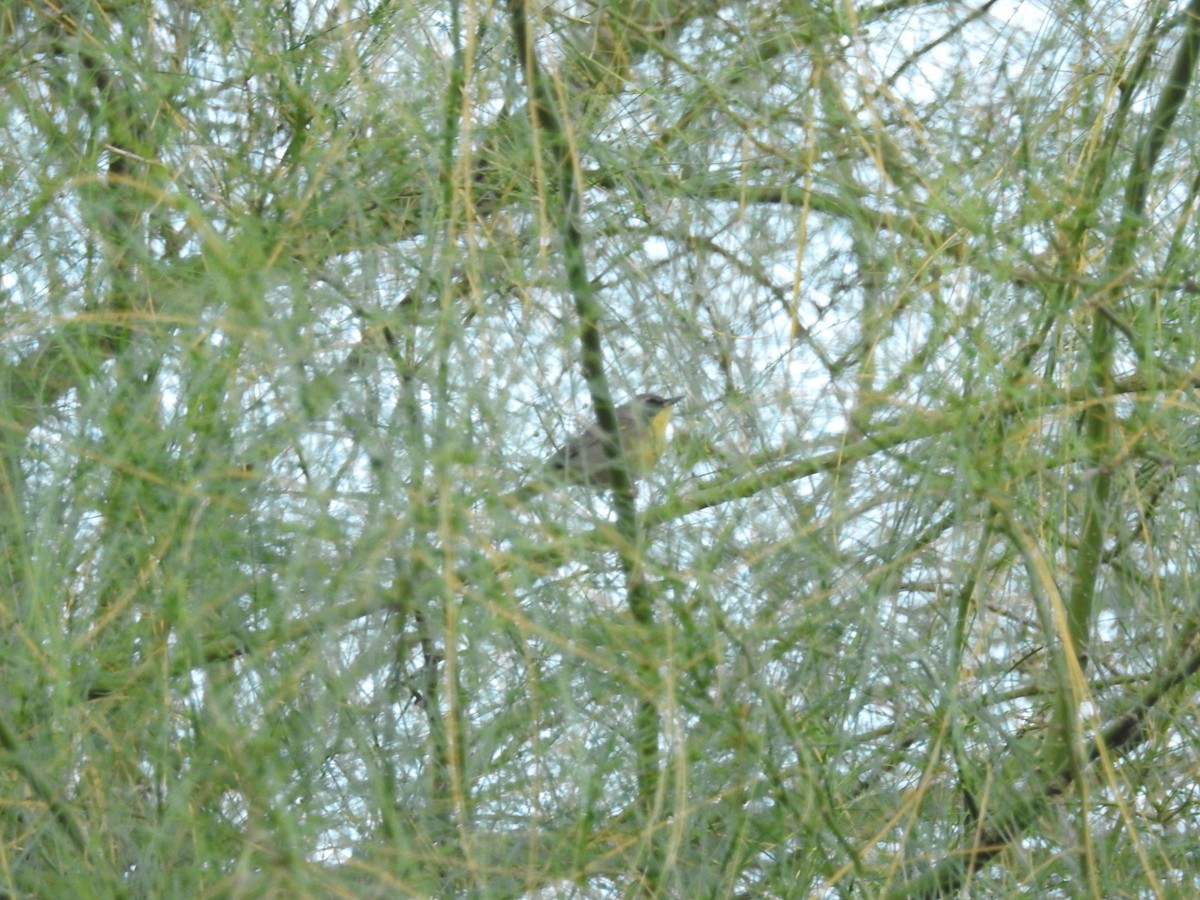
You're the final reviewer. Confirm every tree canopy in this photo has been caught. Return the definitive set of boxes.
[4,0,1200,896]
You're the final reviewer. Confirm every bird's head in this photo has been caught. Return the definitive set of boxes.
[634,393,682,424]
[634,394,683,448]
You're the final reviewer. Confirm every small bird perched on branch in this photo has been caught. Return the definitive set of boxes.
[504,393,682,503]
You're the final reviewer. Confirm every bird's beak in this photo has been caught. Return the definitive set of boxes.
[665,396,683,406]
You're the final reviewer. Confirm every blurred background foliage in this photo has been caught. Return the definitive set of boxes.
[3,0,1200,895]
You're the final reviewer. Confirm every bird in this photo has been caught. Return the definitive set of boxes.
[503,393,682,503]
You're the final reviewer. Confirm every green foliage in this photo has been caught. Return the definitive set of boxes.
[2,0,1200,896]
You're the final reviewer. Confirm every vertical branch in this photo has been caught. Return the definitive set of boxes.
[403,0,478,884]
[1069,0,1200,666]
[1051,5,1200,877]
[506,0,663,857]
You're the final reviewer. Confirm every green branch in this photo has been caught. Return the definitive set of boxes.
[506,0,663,858]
